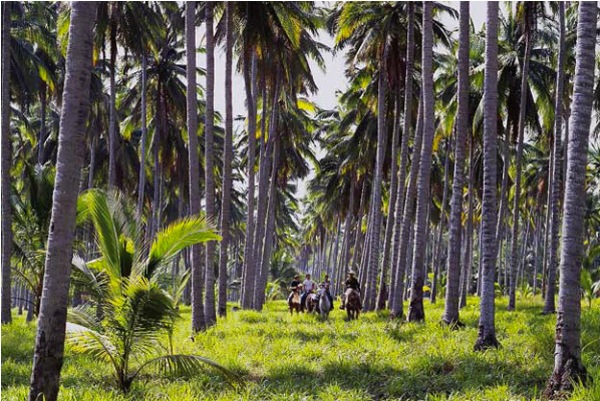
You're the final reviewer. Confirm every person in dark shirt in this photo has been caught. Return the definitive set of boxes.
[321,274,334,306]
[340,271,360,310]
[288,274,302,303]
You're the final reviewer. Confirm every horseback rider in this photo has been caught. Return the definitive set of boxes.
[300,273,315,311]
[340,270,361,310]
[287,274,302,303]
[319,274,334,306]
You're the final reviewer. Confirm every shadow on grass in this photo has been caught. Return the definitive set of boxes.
[257,351,548,400]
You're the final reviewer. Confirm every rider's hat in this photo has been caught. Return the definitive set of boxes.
[348,270,356,275]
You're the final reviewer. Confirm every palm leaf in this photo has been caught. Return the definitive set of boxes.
[132,354,243,388]
[144,216,221,278]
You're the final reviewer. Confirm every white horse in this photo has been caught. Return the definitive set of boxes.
[318,290,332,319]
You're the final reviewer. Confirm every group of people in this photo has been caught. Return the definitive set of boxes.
[288,271,362,311]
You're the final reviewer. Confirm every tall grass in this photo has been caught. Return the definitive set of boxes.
[2,296,599,400]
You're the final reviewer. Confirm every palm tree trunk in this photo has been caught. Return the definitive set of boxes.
[460,133,475,308]
[203,2,217,326]
[377,93,401,310]
[252,76,280,308]
[28,4,96,399]
[339,179,356,290]
[389,3,415,310]
[108,15,117,189]
[508,17,534,311]
[407,2,434,323]
[363,55,388,311]
[218,3,234,318]
[474,2,500,350]
[443,2,469,324]
[137,54,148,221]
[186,2,205,333]
[543,2,565,315]
[544,3,596,395]
[1,2,13,325]
[390,97,423,318]
[257,135,280,310]
[431,139,450,304]
[241,54,258,309]
[350,180,368,271]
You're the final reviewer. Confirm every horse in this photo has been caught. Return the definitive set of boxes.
[288,288,301,315]
[344,288,361,320]
[305,292,318,314]
[318,290,332,319]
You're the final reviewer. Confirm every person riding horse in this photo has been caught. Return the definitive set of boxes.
[319,275,334,307]
[287,274,302,303]
[340,271,361,310]
[300,274,315,312]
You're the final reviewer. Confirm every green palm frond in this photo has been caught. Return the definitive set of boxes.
[144,216,221,278]
[132,354,243,388]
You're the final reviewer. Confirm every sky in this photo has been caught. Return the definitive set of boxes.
[195,3,492,199]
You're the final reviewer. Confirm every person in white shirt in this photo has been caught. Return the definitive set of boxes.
[301,274,314,311]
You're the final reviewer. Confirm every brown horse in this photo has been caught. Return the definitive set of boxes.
[288,289,301,315]
[345,288,361,320]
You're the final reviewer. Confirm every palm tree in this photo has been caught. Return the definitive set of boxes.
[217,2,234,318]
[185,2,205,333]
[28,3,97,401]
[1,1,13,325]
[544,2,597,396]
[203,2,217,326]
[69,190,232,393]
[543,2,565,315]
[474,1,500,351]
[508,2,542,311]
[442,1,469,326]
[407,1,434,323]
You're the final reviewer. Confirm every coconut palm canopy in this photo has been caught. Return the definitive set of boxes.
[2,2,600,401]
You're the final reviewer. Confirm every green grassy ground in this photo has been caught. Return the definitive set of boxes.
[2,296,599,400]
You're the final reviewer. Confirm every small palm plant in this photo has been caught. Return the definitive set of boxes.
[68,190,240,392]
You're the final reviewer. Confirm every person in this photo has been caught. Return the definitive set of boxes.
[300,273,315,311]
[340,270,361,310]
[287,274,302,303]
[320,275,334,306]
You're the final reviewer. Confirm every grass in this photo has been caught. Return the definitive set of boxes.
[2,296,599,400]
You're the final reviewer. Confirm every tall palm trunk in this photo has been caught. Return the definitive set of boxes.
[508,12,534,311]
[339,180,356,287]
[137,54,148,221]
[389,3,415,309]
[241,54,258,309]
[460,133,475,308]
[1,2,12,325]
[363,58,388,311]
[390,98,423,318]
[218,3,234,318]
[186,2,205,333]
[28,4,96,400]
[253,77,280,308]
[407,2,434,323]
[377,94,401,310]
[431,140,450,303]
[108,14,117,189]
[543,2,565,315]
[203,2,217,326]
[350,180,368,271]
[474,2,500,351]
[257,136,280,309]
[443,2,469,325]
[544,3,596,395]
